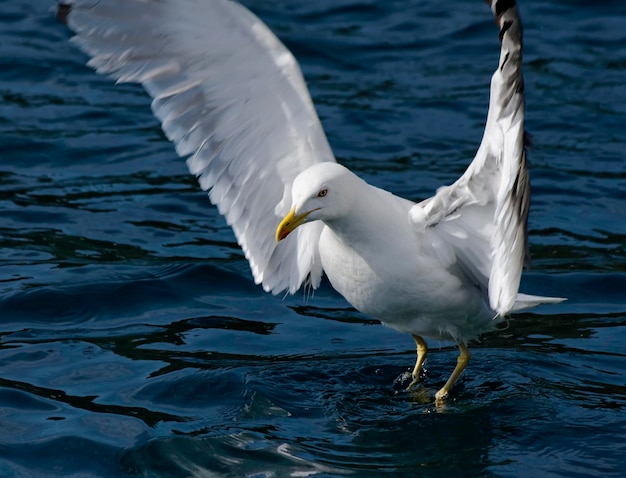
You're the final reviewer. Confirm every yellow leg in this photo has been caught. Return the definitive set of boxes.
[407,334,428,389]
[435,342,471,401]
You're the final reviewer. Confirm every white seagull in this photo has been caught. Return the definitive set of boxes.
[60,0,564,400]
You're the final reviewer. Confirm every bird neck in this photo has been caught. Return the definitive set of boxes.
[323,183,411,250]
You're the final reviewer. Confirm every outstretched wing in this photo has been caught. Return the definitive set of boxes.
[410,0,527,315]
[62,0,336,294]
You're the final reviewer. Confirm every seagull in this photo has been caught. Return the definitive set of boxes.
[59,0,564,400]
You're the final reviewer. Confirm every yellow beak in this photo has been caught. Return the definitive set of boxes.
[276,207,314,242]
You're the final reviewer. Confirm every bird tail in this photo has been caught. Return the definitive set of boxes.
[510,293,566,312]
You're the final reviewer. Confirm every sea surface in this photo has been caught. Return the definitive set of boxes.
[1,0,626,476]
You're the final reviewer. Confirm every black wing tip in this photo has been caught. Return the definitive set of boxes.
[486,0,517,15]
[56,3,72,24]
[524,130,533,149]
[487,0,521,42]
[494,0,516,16]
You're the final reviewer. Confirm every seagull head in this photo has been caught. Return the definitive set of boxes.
[276,162,356,241]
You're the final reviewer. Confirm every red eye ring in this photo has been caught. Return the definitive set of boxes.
[317,188,328,198]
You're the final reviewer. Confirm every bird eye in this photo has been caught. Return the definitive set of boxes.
[317,188,328,198]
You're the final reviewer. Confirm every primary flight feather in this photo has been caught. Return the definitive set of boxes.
[60,0,564,400]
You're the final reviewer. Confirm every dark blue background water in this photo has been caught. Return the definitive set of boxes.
[1,0,625,476]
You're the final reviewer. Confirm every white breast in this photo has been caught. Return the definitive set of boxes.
[318,195,495,341]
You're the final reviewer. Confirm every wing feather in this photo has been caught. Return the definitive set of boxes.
[410,0,527,315]
[64,0,336,294]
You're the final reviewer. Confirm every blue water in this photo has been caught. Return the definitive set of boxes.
[2,0,626,476]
